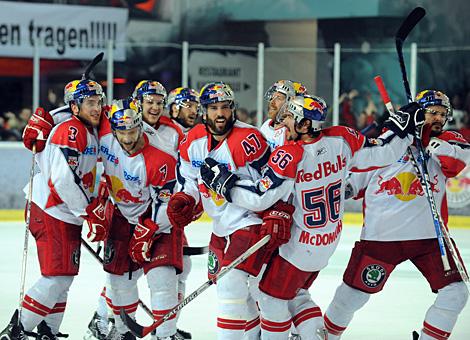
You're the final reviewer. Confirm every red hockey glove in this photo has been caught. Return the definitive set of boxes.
[129,218,160,264]
[167,192,196,228]
[22,107,54,152]
[83,199,109,242]
[260,202,295,250]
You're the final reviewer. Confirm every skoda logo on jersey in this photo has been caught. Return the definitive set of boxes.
[71,247,80,267]
[361,264,386,288]
[104,242,115,265]
[207,250,220,275]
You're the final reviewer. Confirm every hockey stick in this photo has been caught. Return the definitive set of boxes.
[394,7,453,272]
[17,145,36,325]
[395,7,426,103]
[120,234,271,338]
[374,76,470,282]
[82,52,104,80]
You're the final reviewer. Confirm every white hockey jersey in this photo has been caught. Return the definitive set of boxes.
[260,118,288,151]
[27,116,99,225]
[98,119,176,229]
[348,131,470,241]
[230,126,413,272]
[177,121,271,237]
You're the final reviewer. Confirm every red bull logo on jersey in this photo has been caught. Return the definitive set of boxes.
[374,172,439,201]
[158,189,171,203]
[298,221,342,246]
[107,175,144,204]
[81,167,96,192]
[296,155,346,183]
[198,182,225,206]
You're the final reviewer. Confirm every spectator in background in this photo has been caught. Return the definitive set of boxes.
[445,94,465,130]
[339,90,357,128]
[458,110,470,142]
[236,107,252,124]
[18,108,32,135]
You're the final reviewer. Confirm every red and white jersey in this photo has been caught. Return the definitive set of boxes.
[177,121,271,237]
[348,131,470,242]
[143,116,184,159]
[260,118,288,151]
[98,119,176,229]
[230,126,412,272]
[27,116,99,225]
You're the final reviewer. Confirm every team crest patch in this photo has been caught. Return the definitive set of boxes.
[259,176,273,192]
[158,189,172,202]
[361,264,386,288]
[72,247,80,267]
[207,250,220,275]
[104,242,115,265]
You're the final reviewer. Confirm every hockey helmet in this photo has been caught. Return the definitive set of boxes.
[166,87,200,111]
[199,82,235,107]
[64,79,105,105]
[415,89,453,121]
[132,80,167,102]
[109,99,142,131]
[287,94,327,132]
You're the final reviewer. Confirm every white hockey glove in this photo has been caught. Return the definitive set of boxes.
[385,102,425,138]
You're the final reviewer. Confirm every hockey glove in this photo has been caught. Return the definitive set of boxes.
[83,198,109,243]
[200,157,239,202]
[167,192,196,228]
[22,107,54,152]
[129,218,160,264]
[384,102,425,138]
[260,201,295,250]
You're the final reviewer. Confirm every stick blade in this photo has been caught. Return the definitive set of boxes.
[120,308,147,338]
[82,52,104,80]
[396,7,426,42]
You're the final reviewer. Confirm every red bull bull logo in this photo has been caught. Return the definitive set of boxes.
[374,172,439,201]
[198,182,225,206]
[116,188,144,204]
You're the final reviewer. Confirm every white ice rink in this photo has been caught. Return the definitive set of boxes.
[1,220,469,340]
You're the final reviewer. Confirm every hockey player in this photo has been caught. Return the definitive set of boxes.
[99,100,185,340]
[323,90,469,340]
[261,80,307,150]
[0,79,108,340]
[167,82,291,340]
[199,93,424,339]
[166,87,200,133]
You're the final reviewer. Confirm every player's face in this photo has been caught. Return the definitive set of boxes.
[424,105,447,134]
[205,101,233,135]
[141,94,165,126]
[178,101,199,128]
[281,113,298,141]
[268,92,287,120]
[114,126,143,155]
[76,95,102,128]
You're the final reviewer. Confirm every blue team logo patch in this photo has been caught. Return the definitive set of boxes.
[361,264,386,288]
[207,250,220,275]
